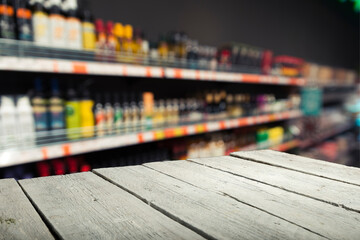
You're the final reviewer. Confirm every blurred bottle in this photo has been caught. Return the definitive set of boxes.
[149,41,159,65]
[187,40,199,69]
[261,50,273,75]
[122,93,131,133]
[0,96,17,147]
[205,92,214,121]
[51,159,65,175]
[141,33,149,64]
[31,0,49,46]
[133,28,142,54]
[15,0,33,41]
[95,19,106,60]
[158,34,168,64]
[63,0,82,49]
[105,21,116,61]
[65,156,78,173]
[142,92,153,130]
[179,32,188,67]
[113,93,123,134]
[209,47,217,70]
[129,93,139,132]
[48,78,65,132]
[65,82,81,140]
[123,24,133,62]
[113,22,123,52]
[48,0,66,47]
[123,24,133,50]
[0,0,16,39]
[37,161,50,177]
[219,90,227,119]
[17,95,36,147]
[79,82,94,138]
[32,78,49,132]
[80,0,95,50]
[153,100,161,128]
[94,93,105,136]
[104,92,114,135]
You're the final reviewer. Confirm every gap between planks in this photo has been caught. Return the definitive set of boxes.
[19,172,203,240]
[140,163,329,239]
[231,150,360,187]
[92,170,215,240]
[187,156,360,214]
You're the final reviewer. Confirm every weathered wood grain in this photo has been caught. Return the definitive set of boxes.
[145,160,360,240]
[0,178,54,240]
[189,156,360,213]
[19,172,203,240]
[231,150,360,186]
[95,165,326,240]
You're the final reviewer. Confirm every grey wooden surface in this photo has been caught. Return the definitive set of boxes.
[0,179,54,240]
[232,150,360,186]
[190,155,360,212]
[144,160,360,240]
[95,165,326,240]
[2,150,360,239]
[19,172,203,240]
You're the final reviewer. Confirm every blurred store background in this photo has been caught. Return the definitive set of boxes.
[0,0,359,179]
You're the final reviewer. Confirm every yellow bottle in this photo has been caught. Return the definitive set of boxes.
[123,24,133,52]
[80,89,94,138]
[113,23,124,52]
[81,10,96,50]
[123,24,133,62]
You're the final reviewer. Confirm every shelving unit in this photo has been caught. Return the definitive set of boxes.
[1,35,357,177]
[0,110,302,167]
[0,38,309,171]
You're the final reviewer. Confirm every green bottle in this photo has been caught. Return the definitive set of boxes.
[65,82,81,140]
[113,93,123,135]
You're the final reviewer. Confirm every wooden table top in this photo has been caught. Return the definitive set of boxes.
[1,150,360,240]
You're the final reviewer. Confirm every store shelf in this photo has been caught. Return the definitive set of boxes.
[0,56,305,86]
[164,67,305,85]
[299,123,353,149]
[239,139,300,152]
[0,110,302,168]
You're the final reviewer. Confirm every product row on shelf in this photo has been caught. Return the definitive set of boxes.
[170,124,299,160]
[2,0,352,78]
[0,109,302,168]
[303,62,357,86]
[0,122,300,179]
[0,77,301,150]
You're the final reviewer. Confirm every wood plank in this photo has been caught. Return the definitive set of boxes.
[231,150,360,186]
[189,156,360,213]
[145,160,360,240]
[19,172,202,240]
[0,179,54,240]
[95,165,326,240]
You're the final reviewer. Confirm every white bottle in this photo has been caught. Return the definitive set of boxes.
[32,0,51,46]
[0,96,18,149]
[63,0,82,50]
[48,0,66,48]
[0,103,2,149]
[17,96,36,147]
